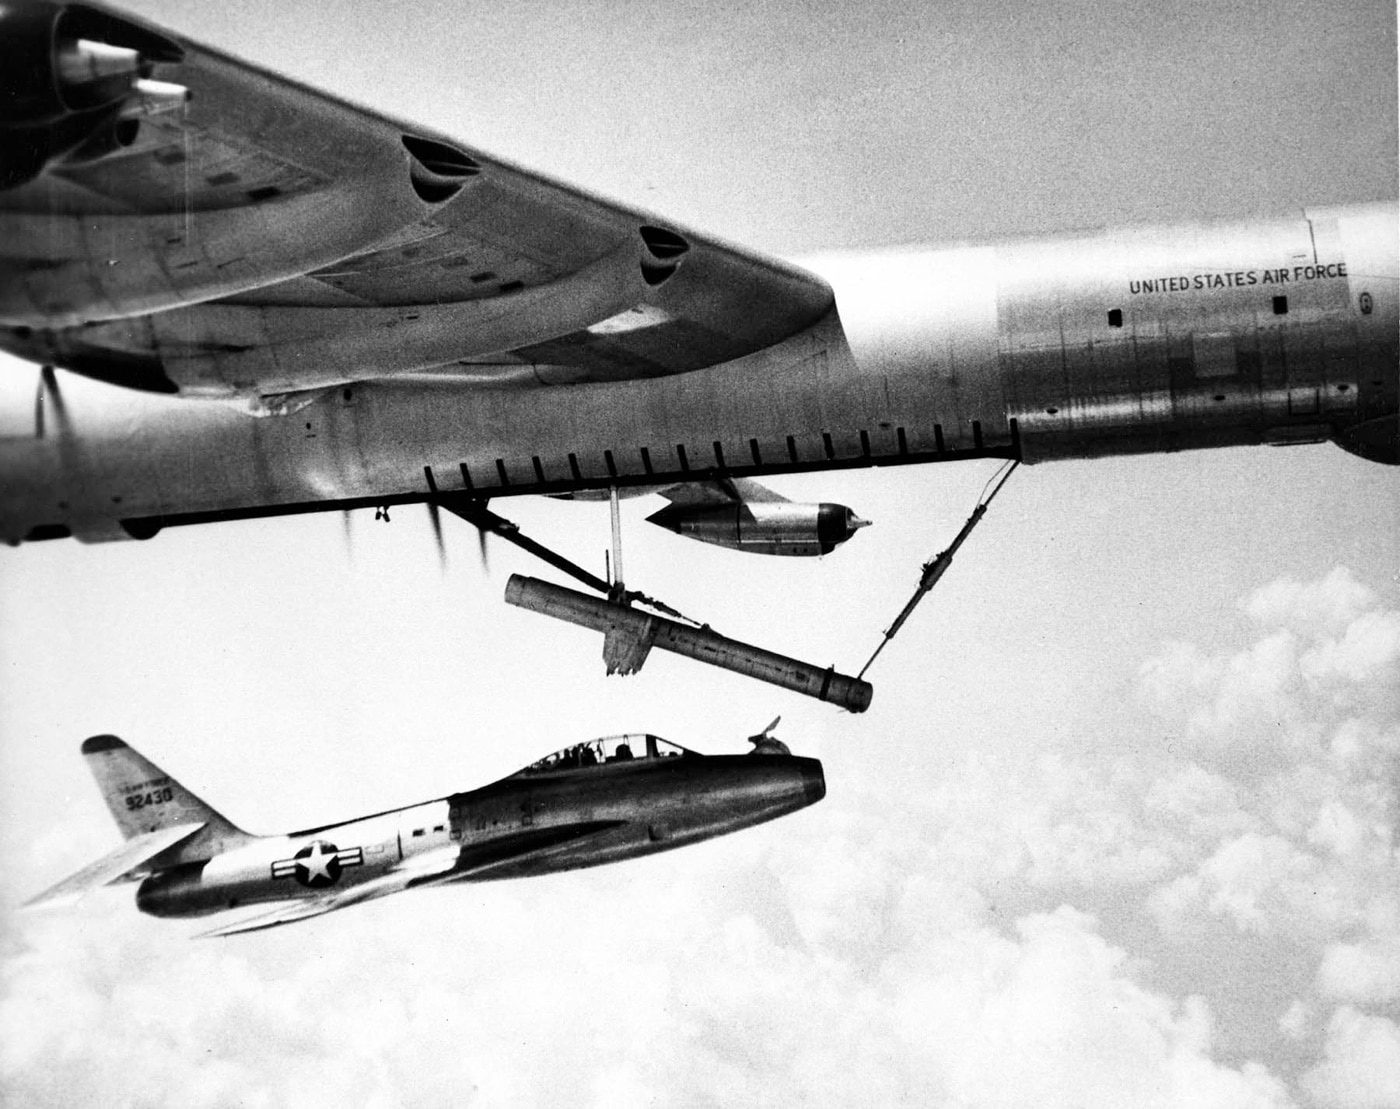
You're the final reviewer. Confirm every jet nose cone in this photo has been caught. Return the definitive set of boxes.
[800,758,826,806]
[849,514,872,531]
[645,504,683,534]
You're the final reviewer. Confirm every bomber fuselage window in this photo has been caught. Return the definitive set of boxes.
[1107,308,1123,328]
[1273,295,1288,315]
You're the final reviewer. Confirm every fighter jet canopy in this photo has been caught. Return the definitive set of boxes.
[515,734,697,777]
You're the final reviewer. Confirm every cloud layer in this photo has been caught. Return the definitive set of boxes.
[3,567,1397,1107]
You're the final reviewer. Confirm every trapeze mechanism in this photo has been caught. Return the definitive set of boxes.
[430,485,872,712]
[856,460,1020,680]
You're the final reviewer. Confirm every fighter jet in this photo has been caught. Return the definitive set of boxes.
[25,725,824,936]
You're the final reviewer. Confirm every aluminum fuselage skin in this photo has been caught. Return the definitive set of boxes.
[0,202,1394,543]
[645,500,869,556]
[134,751,824,918]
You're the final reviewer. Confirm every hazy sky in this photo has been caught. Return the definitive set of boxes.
[2,1,1397,1106]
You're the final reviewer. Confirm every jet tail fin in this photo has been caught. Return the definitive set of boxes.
[24,821,206,908]
[82,735,248,849]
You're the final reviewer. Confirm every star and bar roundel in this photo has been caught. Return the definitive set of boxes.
[271,841,364,888]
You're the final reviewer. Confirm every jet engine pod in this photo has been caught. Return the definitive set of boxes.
[646,500,871,556]
[0,1,185,188]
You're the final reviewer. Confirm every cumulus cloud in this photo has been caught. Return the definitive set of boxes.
[2,888,1295,1109]
[1136,568,1400,777]
[1243,570,1380,640]
[1280,1000,1316,1042]
[1317,938,1400,1006]
[879,907,1291,1109]
[1149,831,1326,939]
[1129,569,1400,1100]
[1300,1008,1400,1109]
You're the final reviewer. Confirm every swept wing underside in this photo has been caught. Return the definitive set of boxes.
[0,2,836,400]
[196,821,625,937]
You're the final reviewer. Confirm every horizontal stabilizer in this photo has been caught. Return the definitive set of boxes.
[24,822,206,908]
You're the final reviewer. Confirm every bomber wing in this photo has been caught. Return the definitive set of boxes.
[24,820,206,907]
[1,1,836,403]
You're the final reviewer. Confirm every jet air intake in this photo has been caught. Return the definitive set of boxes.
[646,501,870,556]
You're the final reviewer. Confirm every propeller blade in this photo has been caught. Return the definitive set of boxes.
[420,466,451,573]
[36,365,67,438]
[426,501,447,571]
[341,509,354,563]
[477,527,490,575]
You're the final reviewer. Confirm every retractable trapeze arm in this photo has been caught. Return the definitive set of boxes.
[434,493,613,595]
[432,489,873,712]
[857,461,1019,679]
[433,491,695,623]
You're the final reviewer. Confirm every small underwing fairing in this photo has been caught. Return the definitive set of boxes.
[646,477,871,556]
[24,731,825,936]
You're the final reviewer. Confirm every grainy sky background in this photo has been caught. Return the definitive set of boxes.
[2,0,1398,1105]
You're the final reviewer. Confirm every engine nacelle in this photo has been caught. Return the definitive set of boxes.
[0,1,185,189]
[646,500,870,556]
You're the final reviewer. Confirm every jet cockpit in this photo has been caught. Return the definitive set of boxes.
[516,734,696,776]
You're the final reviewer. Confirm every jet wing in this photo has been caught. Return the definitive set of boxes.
[196,821,626,936]
[447,820,626,879]
[1,2,836,400]
[196,844,463,937]
[23,820,207,908]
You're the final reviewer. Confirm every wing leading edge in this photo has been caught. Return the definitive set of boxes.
[196,821,627,937]
[195,845,464,938]
[0,1,838,401]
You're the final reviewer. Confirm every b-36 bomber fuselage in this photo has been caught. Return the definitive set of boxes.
[0,203,1394,548]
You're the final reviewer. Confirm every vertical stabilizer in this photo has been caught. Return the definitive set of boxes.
[81,735,248,854]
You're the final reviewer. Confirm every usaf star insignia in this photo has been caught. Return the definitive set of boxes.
[271,841,364,888]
